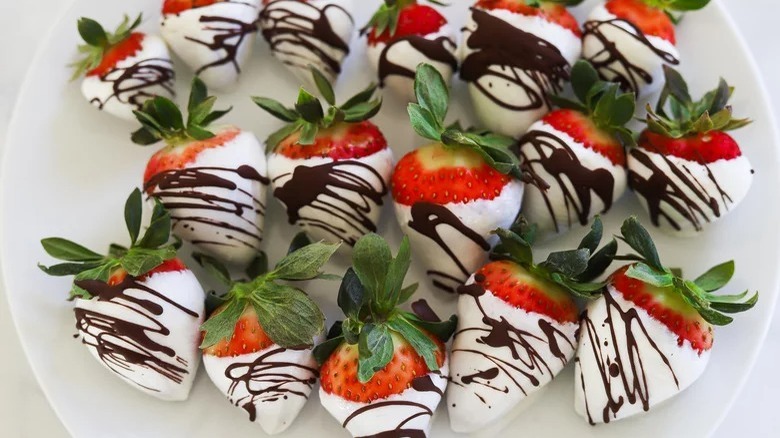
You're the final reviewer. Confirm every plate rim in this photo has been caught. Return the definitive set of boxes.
[2,0,778,437]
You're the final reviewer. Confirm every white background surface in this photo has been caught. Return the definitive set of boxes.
[0,1,777,437]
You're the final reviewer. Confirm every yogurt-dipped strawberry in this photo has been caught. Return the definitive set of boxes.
[39,189,205,401]
[254,68,389,246]
[314,234,458,438]
[197,236,339,435]
[133,78,269,265]
[392,64,524,293]
[582,0,710,96]
[628,67,753,236]
[71,14,175,121]
[449,217,616,433]
[575,217,757,423]
[460,0,583,138]
[161,0,260,90]
[519,61,635,239]
[364,0,457,102]
[259,0,355,90]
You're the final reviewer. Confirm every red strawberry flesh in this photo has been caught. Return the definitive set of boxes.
[88,32,145,77]
[638,129,742,164]
[543,109,626,166]
[203,304,275,357]
[163,0,223,15]
[108,257,188,285]
[475,0,582,37]
[275,121,387,160]
[367,4,448,46]
[605,0,676,44]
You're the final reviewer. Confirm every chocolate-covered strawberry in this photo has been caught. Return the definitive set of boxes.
[71,14,175,121]
[197,235,339,435]
[133,78,269,265]
[629,67,753,236]
[39,189,205,401]
[259,0,355,90]
[449,217,615,433]
[519,61,635,239]
[576,217,757,424]
[460,0,584,137]
[253,67,389,246]
[161,0,261,90]
[392,63,524,293]
[314,234,457,438]
[364,0,457,102]
[582,0,710,96]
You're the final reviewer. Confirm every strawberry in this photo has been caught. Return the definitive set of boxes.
[39,189,205,401]
[161,0,260,90]
[253,67,391,247]
[133,78,269,266]
[575,217,757,424]
[71,14,174,121]
[449,217,616,433]
[460,0,583,137]
[259,0,355,90]
[581,0,710,96]
[628,66,753,236]
[313,234,457,437]
[364,0,457,101]
[392,64,524,294]
[518,60,634,239]
[198,234,339,434]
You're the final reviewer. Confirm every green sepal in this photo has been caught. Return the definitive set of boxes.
[70,14,143,80]
[313,321,345,365]
[357,323,394,383]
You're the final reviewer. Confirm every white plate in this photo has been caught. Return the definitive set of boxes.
[3,0,778,437]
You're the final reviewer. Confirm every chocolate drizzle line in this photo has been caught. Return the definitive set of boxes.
[182,3,259,75]
[259,2,352,78]
[408,202,490,294]
[519,130,617,233]
[145,165,269,250]
[273,160,387,246]
[460,8,570,111]
[583,18,679,94]
[377,35,457,87]
[628,148,732,232]
[90,58,175,112]
[223,347,318,421]
[341,375,442,438]
[73,276,199,392]
[451,278,575,407]
[576,289,679,424]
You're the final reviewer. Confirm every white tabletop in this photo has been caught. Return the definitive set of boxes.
[1,1,778,436]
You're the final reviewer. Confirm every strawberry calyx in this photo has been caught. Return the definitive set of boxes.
[409,63,523,179]
[131,77,232,147]
[253,67,383,152]
[488,216,617,300]
[478,1,584,36]
[645,66,751,140]
[39,189,180,300]
[549,60,637,149]
[637,0,711,24]
[363,0,447,43]
[197,233,340,351]
[71,14,144,80]
[313,234,458,383]
[615,217,758,326]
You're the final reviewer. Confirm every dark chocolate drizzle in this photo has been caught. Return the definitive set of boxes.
[628,148,732,232]
[145,165,269,251]
[259,1,352,79]
[376,35,457,87]
[576,289,679,424]
[273,160,387,246]
[460,8,570,111]
[341,375,442,438]
[450,278,575,408]
[73,276,199,392]
[583,18,679,94]
[90,58,175,112]
[408,202,490,293]
[518,130,618,233]
[223,347,318,421]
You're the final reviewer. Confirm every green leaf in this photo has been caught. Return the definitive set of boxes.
[295,88,324,123]
[313,325,344,365]
[571,60,600,104]
[341,83,378,110]
[272,240,340,281]
[299,122,319,145]
[357,324,394,383]
[577,239,617,282]
[77,17,108,47]
[287,232,313,255]
[152,97,185,131]
[252,283,325,348]
[130,127,162,146]
[124,189,142,245]
[310,66,336,105]
[245,253,269,279]
[693,260,735,292]
[491,228,533,266]
[201,108,231,126]
[200,300,246,349]
[342,100,382,123]
[667,0,711,11]
[398,283,418,304]
[120,247,176,277]
[188,96,217,127]
[187,125,215,141]
[619,217,663,271]
[386,316,441,372]
[383,235,411,308]
[38,261,103,277]
[414,63,449,126]
[662,66,692,105]
[578,217,603,254]
[188,77,208,114]
[403,312,458,342]
[541,249,591,278]
[266,122,302,150]
[407,104,442,141]
[625,263,674,288]
[138,200,172,249]
[352,233,391,303]
[41,238,103,262]
[709,292,758,313]
[338,268,366,319]
[252,97,299,122]
[192,252,233,286]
